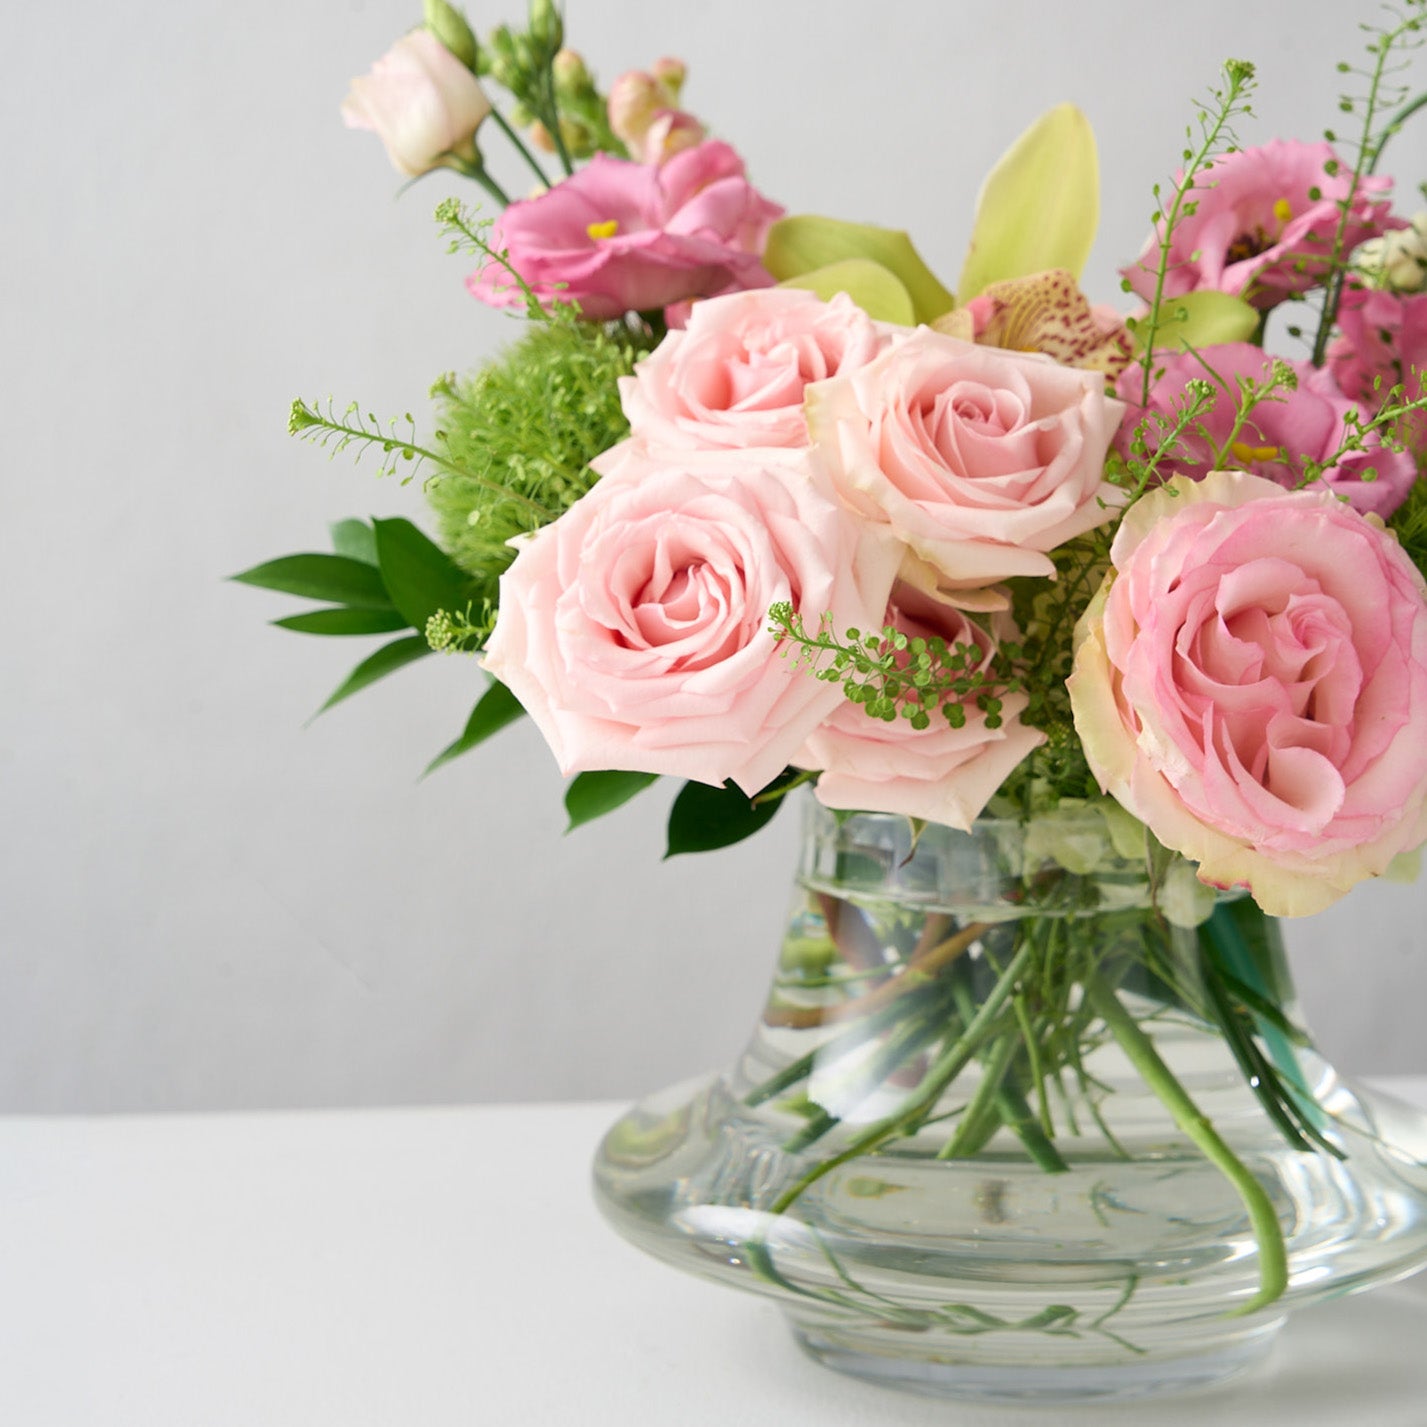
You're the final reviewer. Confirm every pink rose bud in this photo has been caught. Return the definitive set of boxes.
[341,30,492,178]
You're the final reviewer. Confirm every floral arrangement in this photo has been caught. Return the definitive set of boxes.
[239,0,1427,1329]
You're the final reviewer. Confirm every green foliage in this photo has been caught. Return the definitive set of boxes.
[424,678,525,776]
[230,553,393,609]
[767,605,1014,733]
[1390,471,1427,582]
[565,770,659,831]
[1129,59,1256,396]
[665,776,797,857]
[312,635,431,717]
[425,312,656,593]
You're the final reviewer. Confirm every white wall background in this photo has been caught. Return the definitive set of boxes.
[2,0,1425,1112]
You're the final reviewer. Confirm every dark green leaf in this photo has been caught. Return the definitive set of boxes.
[330,518,379,565]
[230,553,393,609]
[665,778,782,857]
[372,517,476,632]
[272,607,408,636]
[313,635,429,717]
[565,770,659,831]
[423,679,525,776]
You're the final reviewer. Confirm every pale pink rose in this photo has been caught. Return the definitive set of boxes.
[1122,141,1399,310]
[805,328,1124,589]
[1068,471,1427,916]
[481,442,902,794]
[341,30,491,178]
[1115,343,1417,519]
[796,583,1044,829]
[619,289,889,450]
[467,141,783,321]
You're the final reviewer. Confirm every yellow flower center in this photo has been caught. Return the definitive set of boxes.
[1272,198,1293,225]
[586,219,620,240]
[1231,441,1284,465]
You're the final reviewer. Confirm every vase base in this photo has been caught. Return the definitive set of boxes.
[787,1315,1280,1404]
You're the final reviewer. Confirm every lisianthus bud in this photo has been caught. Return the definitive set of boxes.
[423,0,478,71]
[552,48,591,97]
[342,30,493,178]
[528,0,563,53]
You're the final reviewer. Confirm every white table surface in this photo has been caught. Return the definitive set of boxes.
[2,1082,1426,1426]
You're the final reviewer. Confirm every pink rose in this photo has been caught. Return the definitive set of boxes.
[341,30,491,178]
[805,328,1124,589]
[1068,471,1427,916]
[795,583,1044,829]
[481,442,902,795]
[1122,141,1399,310]
[467,141,784,321]
[1115,343,1417,519]
[619,289,889,451]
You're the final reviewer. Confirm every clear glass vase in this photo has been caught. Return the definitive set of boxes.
[594,800,1427,1405]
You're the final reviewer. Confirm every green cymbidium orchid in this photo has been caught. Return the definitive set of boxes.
[958,103,1099,301]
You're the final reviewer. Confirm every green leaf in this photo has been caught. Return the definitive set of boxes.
[372,516,477,632]
[272,607,408,636]
[330,518,379,565]
[313,634,430,717]
[565,770,659,831]
[1137,290,1260,352]
[778,259,916,325]
[230,554,393,609]
[958,103,1099,300]
[763,216,954,323]
[665,778,782,857]
[423,679,525,776]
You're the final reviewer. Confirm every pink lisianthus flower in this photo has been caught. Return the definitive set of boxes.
[1328,285,1427,457]
[1068,471,1427,917]
[467,141,783,321]
[619,289,890,450]
[805,328,1125,590]
[1115,344,1417,519]
[795,583,1044,830]
[1122,141,1399,310]
[481,441,902,795]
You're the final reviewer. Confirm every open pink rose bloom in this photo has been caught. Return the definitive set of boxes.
[1069,471,1427,915]
[482,441,902,795]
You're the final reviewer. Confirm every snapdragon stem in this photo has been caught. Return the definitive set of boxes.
[1083,971,1288,1316]
[490,106,552,190]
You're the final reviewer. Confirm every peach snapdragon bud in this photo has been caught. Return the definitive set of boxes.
[607,61,706,165]
[342,29,492,178]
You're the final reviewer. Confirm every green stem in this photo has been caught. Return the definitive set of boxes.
[937,1032,1018,1160]
[769,939,1034,1216]
[1368,89,1427,173]
[1083,972,1288,1316]
[994,1083,1070,1173]
[1311,20,1423,365]
[489,106,552,190]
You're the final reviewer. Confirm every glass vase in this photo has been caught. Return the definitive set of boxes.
[594,800,1427,1405]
